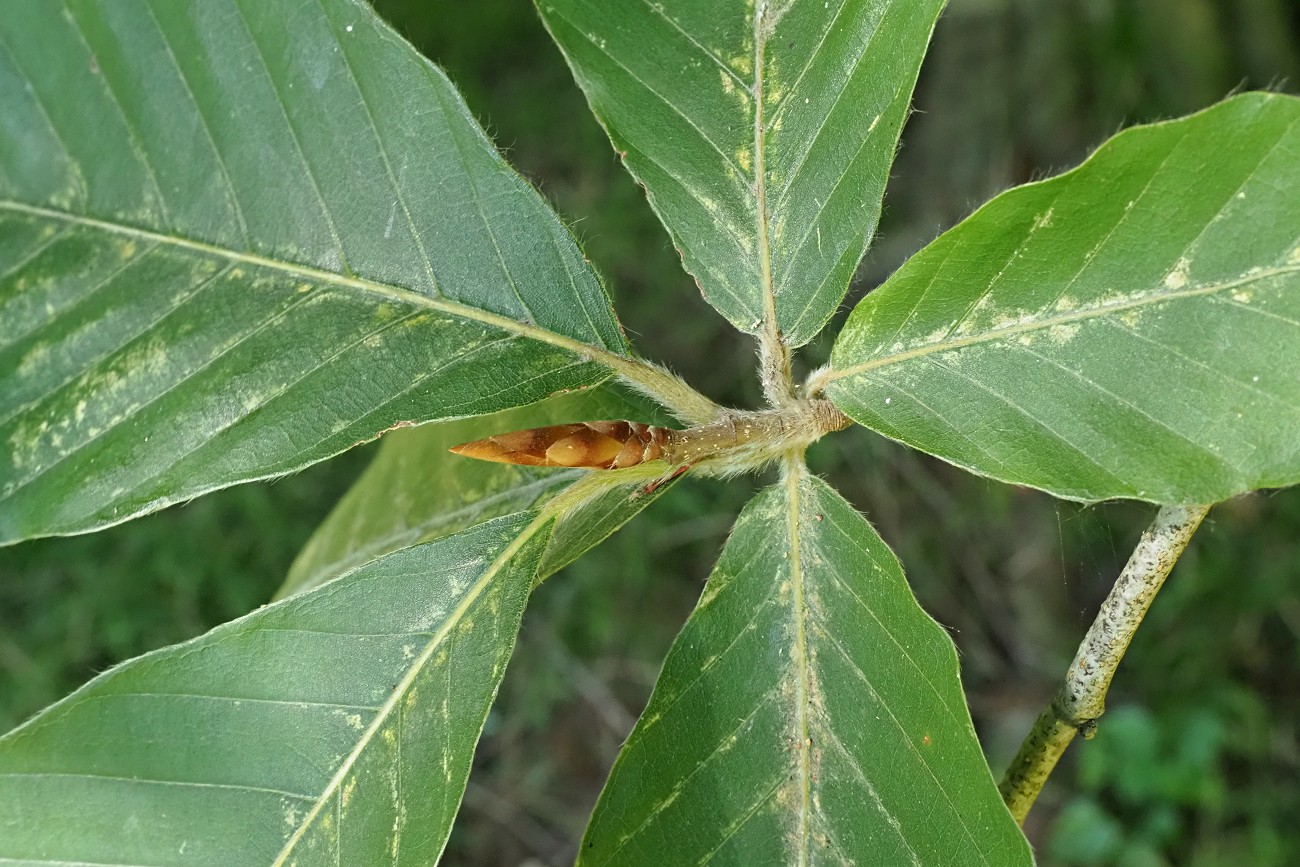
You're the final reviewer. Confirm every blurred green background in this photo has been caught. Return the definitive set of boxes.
[2,0,1298,863]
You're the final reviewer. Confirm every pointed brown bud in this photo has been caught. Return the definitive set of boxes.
[450,421,673,469]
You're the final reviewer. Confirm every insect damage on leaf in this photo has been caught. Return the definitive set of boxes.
[450,421,674,469]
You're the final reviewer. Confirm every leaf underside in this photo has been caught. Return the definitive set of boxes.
[580,472,1030,865]
[538,0,946,347]
[0,0,626,545]
[0,513,551,864]
[830,92,1300,504]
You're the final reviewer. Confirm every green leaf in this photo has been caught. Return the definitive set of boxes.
[537,0,946,346]
[0,512,550,864]
[580,470,1030,865]
[828,93,1300,504]
[0,0,633,545]
[278,383,678,600]
[535,461,678,580]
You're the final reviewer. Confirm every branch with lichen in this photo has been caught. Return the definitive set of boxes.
[998,503,1212,824]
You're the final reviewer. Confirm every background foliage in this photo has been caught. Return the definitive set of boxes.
[2,0,1297,864]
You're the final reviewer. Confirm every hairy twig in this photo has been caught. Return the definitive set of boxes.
[999,503,1211,823]
[610,357,723,425]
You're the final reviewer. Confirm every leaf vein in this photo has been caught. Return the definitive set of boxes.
[0,199,676,409]
[770,0,888,216]
[0,236,155,356]
[320,0,439,294]
[271,512,549,864]
[1209,292,1300,328]
[547,6,746,180]
[0,24,84,208]
[0,770,314,802]
[811,555,965,730]
[921,355,1133,492]
[0,274,333,503]
[0,256,228,430]
[1018,343,1241,472]
[632,0,747,92]
[763,0,851,136]
[99,691,382,712]
[138,1,252,250]
[1103,317,1300,410]
[785,463,813,866]
[231,0,349,271]
[604,682,782,863]
[814,628,991,863]
[830,265,1300,381]
[0,222,71,289]
[815,723,920,866]
[63,5,173,230]
[89,322,517,518]
[692,771,786,865]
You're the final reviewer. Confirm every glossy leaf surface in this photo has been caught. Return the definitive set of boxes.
[0,513,550,864]
[279,384,678,600]
[0,0,627,545]
[829,93,1300,503]
[580,471,1030,865]
[537,0,945,346]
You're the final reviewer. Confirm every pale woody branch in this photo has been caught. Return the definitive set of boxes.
[999,503,1212,824]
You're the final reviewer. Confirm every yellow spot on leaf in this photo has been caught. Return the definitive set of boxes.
[1163,257,1191,290]
[16,341,53,380]
[1049,323,1080,344]
[342,776,357,810]
[736,146,753,174]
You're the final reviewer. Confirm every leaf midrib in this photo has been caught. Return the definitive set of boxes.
[783,460,812,865]
[828,264,1300,381]
[0,198,628,367]
[752,7,777,340]
[282,472,578,600]
[270,511,551,864]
